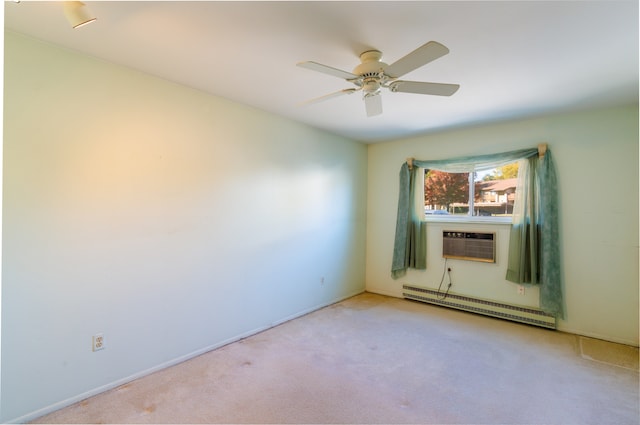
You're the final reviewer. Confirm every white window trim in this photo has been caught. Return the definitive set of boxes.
[424,215,512,225]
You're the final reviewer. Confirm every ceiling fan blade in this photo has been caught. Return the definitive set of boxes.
[390,81,460,96]
[300,88,359,106]
[385,41,450,79]
[364,93,382,117]
[297,61,359,80]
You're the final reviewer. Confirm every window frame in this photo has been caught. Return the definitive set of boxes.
[421,168,515,225]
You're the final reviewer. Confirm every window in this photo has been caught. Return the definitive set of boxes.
[424,162,519,218]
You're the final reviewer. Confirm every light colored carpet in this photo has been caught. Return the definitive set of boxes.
[31,292,639,424]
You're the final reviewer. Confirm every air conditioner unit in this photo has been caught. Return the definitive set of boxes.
[443,231,495,263]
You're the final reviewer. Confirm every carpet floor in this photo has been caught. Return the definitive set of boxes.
[31,292,639,424]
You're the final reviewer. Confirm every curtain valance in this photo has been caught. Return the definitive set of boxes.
[411,147,538,173]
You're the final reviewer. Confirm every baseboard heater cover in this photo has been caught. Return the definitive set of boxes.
[403,284,556,329]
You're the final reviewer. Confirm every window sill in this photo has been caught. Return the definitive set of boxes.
[424,216,512,225]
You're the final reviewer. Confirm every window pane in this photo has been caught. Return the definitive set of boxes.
[424,170,468,215]
[475,162,519,217]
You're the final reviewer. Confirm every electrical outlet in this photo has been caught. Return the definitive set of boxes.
[517,285,525,295]
[92,333,105,351]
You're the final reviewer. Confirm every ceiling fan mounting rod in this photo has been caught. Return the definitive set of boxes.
[359,49,383,62]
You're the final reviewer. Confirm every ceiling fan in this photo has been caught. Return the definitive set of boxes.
[297,41,459,117]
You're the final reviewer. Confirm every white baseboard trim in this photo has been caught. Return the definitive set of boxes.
[365,287,401,298]
[7,289,365,424]
[555,326,639,348]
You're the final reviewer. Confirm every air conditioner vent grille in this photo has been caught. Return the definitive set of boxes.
[443,231,495,262]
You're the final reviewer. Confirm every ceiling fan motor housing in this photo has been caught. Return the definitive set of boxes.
[353,50,389,94]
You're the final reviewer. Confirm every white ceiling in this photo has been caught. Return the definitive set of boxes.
[4,1,639,143]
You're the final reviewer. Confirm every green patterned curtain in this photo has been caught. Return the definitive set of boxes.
[391,147,563,318]
[506,151,563,317]
[391,163,426,278]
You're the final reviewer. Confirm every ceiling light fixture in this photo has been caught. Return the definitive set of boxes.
[63,1,96,29]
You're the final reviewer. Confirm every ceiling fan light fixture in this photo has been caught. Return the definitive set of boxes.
[362,79,381,94]
[63,1,96,29]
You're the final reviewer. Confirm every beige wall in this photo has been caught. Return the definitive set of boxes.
[366,105,639,346]
[1,31,367,422]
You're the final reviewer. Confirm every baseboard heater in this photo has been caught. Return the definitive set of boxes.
[403,284,556,329]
